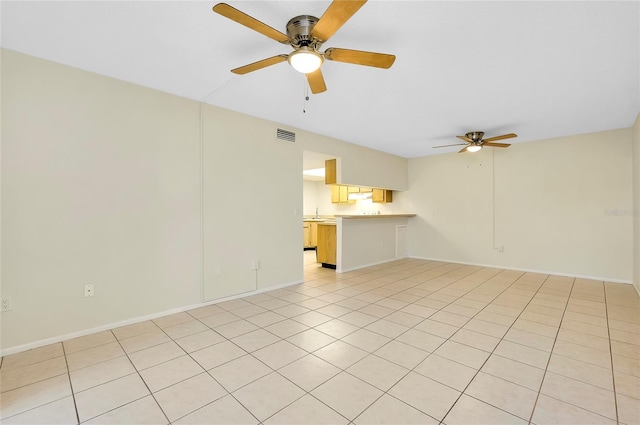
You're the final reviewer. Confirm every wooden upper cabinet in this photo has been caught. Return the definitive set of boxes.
[331,185,340,203]
[325,159,337,185]
[331,185,354,204]
[372,188,393,203]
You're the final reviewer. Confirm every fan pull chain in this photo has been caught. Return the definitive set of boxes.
[303,78,309,113]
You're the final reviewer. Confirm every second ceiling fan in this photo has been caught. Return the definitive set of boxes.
[434,132,518,153]
[213,1,396,94]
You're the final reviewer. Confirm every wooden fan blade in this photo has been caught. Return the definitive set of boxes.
[231,55,288,75]
[458,146,469,153]
[324,48,395,69]
[311,0,367,42]
[433,143,467,149]
[483,133,517,143]
[213,3,290,43]
[483,142,511,148]
[307,69,327,94]
[456,135,474,143]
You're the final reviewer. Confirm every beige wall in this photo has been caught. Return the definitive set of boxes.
[407,129,634,282]
[0,49,408,352]
[1,49,202,349]
[201,104,303,300]
[633,113,640,294]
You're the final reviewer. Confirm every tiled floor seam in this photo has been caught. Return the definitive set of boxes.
[257,378,350,425]
[284,264,485,350]
[434,272,551,423]
[526,278,618,424]
[254,265,480,425]
[110,329,172,425]
[165,265,508,420]
[61,339,82,425]
[347,269,535,423]
[154,309,312,422]
[0,355,67,395]
[334,266,514,371]
[603,284,621,424]
[525,277,575,424]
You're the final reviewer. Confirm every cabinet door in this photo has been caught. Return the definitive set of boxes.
[317,225,336,265]
[310,222,318,247]
[332,185,356,204]
[372,188,393,203]
[331,185,340,203]
[303,223,311,247]
[325,159,337,184]
[340,186,356,203]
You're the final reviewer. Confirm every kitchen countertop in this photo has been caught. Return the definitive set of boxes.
[334,214,416,219]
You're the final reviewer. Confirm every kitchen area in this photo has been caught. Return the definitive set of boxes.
[303,152,415,274]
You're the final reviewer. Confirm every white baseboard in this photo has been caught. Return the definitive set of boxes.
[409,256,633,284]
[0,278,304,357]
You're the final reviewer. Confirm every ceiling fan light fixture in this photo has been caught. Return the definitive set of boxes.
[288,47,323,74]
[467,145,482,153]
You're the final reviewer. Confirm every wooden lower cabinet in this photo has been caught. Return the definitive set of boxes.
[303,222,319,248]
[310,222,318,246]
[316,224,336,268]
[303,222,311,248]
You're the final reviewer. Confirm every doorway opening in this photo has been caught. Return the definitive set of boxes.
[302,150,336,282]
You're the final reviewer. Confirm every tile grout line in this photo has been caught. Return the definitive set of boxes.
[602,283,620,425]
[109,328,172,425]
[528,283,624,424]
[150,316,261,424]
[526,276,575,425]
[149,312,264,424]
[256,263,492,424]
[60,341,81,425]
[379,270,530,423]
[339,268,542,424]
[435,272,551,424]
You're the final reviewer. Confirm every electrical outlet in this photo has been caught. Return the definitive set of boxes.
[1,297,12,312]
[84,284,95,297]
[250,260,260,270]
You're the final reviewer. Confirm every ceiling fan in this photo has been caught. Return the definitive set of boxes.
[433,132,518,153]
[212,1,396,94]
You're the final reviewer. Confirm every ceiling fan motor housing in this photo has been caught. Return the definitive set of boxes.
[466,131,484,143]
[287,15,321,49]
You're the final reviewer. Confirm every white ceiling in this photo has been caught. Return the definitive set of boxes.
[2,1,638,158]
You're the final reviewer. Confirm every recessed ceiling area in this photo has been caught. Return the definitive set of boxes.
[2,1,638,158]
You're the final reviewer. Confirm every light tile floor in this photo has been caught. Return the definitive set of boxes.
[1,251,639,424]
